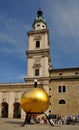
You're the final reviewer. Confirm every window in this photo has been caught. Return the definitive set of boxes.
[35,69,39,76]
[59,73,62,75]
[59,99,66,104]
[49,95,51,98]
[37,24,40,27]
[49,110,51,113]
[36,41,40,48]
[49,88,51,91]
[58,86,61,92]
[58,86,66,93]
[75,72,78,75]
[42,25,45,28]
[63,86,66,92]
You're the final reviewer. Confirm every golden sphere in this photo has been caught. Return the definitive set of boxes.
[20,88,50,113]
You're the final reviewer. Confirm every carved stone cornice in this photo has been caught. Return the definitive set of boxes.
[26,49,50,58]
[27,29,49,36]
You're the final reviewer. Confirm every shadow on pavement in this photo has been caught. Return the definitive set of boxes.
[5,120,23,125]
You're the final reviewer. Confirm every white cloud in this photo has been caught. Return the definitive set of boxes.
[0,16,30,58]
[0,32,16,44]
[43,0,79,55]
[52,4,79,38]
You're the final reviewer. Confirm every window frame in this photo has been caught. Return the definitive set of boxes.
[58,86,66,93]
[36,41,40,48]
[35,68,40,76]
[59,99,66,104]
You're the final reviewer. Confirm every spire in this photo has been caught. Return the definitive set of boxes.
[32,8,47,30]
[37,7,43,17]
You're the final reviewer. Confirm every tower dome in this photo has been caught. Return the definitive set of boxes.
[32,8,47,30]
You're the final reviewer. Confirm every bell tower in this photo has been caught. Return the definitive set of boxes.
[24,8,52,90]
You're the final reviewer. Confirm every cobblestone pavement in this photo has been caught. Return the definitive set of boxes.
[0,118,79,130]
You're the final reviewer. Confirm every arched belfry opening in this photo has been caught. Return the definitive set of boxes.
[13,102,21,118]
[1,102,8,118]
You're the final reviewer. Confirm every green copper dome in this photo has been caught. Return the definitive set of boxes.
[34,16,46,23]
[32,8,47,28]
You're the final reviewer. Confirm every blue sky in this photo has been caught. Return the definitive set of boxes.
[0,0,79,82]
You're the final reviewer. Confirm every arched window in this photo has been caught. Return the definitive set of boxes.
[59,99,66,104]
[1,102,8,118]
[36,41,40,48]
[13,102,21,118]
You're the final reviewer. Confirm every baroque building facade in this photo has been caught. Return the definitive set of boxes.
[0,9,79,118]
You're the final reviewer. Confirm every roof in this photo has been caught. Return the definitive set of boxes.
[32,8,47,28]
[50,67,79,72]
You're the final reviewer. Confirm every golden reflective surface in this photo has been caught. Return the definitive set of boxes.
[20,88,50,113]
